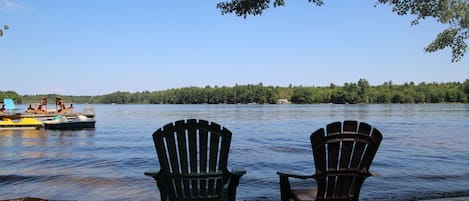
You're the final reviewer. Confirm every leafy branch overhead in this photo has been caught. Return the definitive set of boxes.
[216,0,468,62]
[0,25,9,37]
[217,0,324,17]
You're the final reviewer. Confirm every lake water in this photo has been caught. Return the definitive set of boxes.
[1,104,469,201]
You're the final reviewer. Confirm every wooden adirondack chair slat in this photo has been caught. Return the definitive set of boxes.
[187,119,199,197]
[311,128,327,198]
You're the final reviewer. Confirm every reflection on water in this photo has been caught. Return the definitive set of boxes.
[1,104,469,201]
[0,129,96,159]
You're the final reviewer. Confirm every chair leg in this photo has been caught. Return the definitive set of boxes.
[156,181,168,201]
[279,175,293,201]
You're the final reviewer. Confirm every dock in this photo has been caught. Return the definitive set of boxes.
[0,112,95,120]
[1,97,95,120]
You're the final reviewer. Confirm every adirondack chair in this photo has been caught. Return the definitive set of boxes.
[26,97,48,114]
[277,120,383,201]
[55,97,74,113]
[145,119,246,201]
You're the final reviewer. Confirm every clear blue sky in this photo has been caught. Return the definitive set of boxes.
[1,0,468,95]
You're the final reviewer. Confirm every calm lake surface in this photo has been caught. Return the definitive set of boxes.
[1,104,469,201]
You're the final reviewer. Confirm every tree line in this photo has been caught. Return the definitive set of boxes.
[2,79,469,105]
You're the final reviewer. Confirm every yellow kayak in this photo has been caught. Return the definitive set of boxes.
[0,118,43,130]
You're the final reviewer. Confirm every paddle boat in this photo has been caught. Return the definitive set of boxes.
[43,115,96,130]
[0,118,43,130]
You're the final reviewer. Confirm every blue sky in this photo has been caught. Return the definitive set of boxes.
[1,0,468,95]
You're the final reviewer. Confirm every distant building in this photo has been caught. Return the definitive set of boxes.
[277,99,289,104]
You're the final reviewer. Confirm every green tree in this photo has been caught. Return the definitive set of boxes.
[291,87,315,104]
[0,91,22,104]
[330,89,348,104]
[0,25,9,37]
[342,82,359,104]
[391,92,405,103]
[217,0,468,62]
[378,0,468,62]
[376,89,392,103]
[464,79,469,96]
[357,78,370,103]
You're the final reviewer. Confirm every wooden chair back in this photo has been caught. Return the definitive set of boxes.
[310,120,382,201]
[152,119,232,201]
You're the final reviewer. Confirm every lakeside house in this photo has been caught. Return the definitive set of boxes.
[277,99,289,104]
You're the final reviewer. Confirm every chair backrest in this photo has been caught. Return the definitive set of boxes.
[152,119,232,201]
[310,120,382,201]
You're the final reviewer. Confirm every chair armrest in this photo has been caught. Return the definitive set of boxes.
[277,171,315,180]
[370,171,380,176]
[226,167,246,197]
[230,167,246,176]
[144,170,161,178]
[277,171,315,201]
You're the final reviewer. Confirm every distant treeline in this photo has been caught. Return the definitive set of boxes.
[2,79,469,104]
